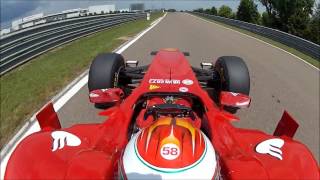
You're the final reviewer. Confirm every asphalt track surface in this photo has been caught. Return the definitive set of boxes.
[57,13,319,161]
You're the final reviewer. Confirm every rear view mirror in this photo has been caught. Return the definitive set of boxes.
[89,88,124,104]
[150,51,158,55]
[273,111,299,138]
[36,102,61,130]
[220,91,251,108]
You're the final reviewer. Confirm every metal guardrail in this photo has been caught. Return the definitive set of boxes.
[0,13,146,75]
[192,12,320,61]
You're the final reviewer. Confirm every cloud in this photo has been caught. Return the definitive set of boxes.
[1,0,41,22]
[0,0,246,28]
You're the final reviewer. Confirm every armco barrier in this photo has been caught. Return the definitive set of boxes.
[0,13,146,75]
[192,12,320,61]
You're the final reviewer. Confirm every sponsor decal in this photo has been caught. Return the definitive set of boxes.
[182,79,193,85]
[179,87,189,92]
[90,88,109,97]
[256,138,284,160]
[89,92,99,98]
[161,143,180,160]
[149,84,160,90]
[101,88,108,92]
[51,131,81,152]
[159,125,180,160]
[230,92,239,96]
[236,100,250,106]
[149,79,180,85]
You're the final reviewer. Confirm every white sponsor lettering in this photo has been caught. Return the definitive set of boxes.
[51,131,81,152]
[149,79,180,85]
[236,100,250,106]
[179,87,189,92]
[231,92,239,96]
[101,88,108,92]
[182,79,194,85]
[89,93,99,98]
[165,79,172,84]
[256,138,284,160]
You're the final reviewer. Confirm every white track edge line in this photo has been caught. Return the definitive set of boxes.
[188,13,319,71]
[0,13,166,179]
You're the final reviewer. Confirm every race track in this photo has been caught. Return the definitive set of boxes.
[57,13,319,161]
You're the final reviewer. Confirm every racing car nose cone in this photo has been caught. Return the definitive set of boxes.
[162,48,179,52]
[121,117,217,179]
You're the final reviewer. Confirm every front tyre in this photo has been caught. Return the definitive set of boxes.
[88,53,125,108]
[215,56,250,113]
[215,56,250,95]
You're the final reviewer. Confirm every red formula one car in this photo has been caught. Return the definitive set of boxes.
[5,49,319,179]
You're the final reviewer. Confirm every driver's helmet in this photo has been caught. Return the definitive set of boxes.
[119,116,219,179]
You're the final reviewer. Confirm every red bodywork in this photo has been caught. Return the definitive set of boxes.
[5,49,319,179]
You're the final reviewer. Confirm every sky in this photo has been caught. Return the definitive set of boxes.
[0,0,259,28]
[0,0,319,29]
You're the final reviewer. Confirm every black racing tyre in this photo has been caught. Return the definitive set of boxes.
[215,56,250,95]
[88,53,125,108]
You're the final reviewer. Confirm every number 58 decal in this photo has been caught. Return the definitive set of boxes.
[160,143,180,160]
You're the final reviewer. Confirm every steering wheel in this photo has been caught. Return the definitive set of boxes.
[144,104,195,120]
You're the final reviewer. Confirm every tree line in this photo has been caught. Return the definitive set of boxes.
[193,0,319,45]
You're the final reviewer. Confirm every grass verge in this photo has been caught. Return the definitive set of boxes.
[0,12,164,148]
[193,14,319,68]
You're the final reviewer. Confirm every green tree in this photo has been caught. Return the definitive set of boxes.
[259,0,315,33]
[167,9,176,12]
[205,8,212,14]
[231,12,237,19]
[236,0,260,24]
[259,0,273,15]
[307,3,320,44]
[193,8,204,13]
[211,6,218,15]
[218,5,233,18]
[262,12,272,26]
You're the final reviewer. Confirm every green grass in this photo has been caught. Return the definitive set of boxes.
[0,12,164,148]
[194,14,320,68]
